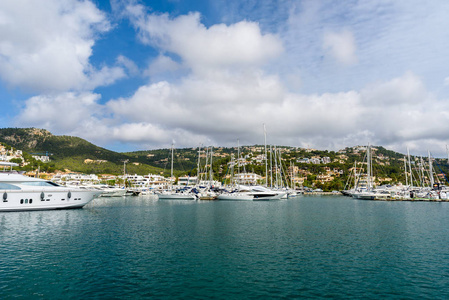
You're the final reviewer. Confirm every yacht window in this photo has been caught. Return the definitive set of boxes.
[20,181,59,187]
[20,199,23,204]
[0,183,21,190]
[25,199,28,204]
[29,199,33,204]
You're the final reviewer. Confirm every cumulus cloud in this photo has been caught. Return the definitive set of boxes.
[116,55,139,77]
[125,5,283,73]
[111,123,212,149]
[323,29,358,65]
[102,71,449,155]
[0,0,124,92]
[144,54,182,78]
[16,92,103,131]
[15,66,449,157]
[360,72,426,106]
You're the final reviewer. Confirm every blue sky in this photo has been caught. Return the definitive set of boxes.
[1,0,449,157]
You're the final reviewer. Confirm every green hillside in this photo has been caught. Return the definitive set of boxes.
[1,127,449,191]
[0,128,125,161]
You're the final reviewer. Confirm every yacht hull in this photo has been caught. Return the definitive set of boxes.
[0,189,101,212]
[157,193,197,200]
[217,194,254,201]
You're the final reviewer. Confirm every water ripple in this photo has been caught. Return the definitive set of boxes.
[1,196,449,298]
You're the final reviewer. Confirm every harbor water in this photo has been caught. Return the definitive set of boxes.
[1,195,449,299]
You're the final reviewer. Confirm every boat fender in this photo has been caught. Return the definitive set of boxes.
[3,192,7,201]
[40,192,45,201]
[67,191,71,199]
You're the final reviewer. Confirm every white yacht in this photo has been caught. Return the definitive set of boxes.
[217,192,254,201]
[157,189,197,200]
[0,162,102,212]
[233,185,286,201]
[92,185,127,197]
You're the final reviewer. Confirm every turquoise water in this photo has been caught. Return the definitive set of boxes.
[1,195,449,299]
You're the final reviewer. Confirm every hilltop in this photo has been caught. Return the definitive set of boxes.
[0,128,163,175]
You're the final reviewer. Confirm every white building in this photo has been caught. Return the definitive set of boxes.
[125,173,171,190]
[52,173,99,184]
[234,172,262,185]
[33,155,50,162]
[178,176,198,186]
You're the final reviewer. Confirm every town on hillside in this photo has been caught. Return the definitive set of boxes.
[1,142,448,193]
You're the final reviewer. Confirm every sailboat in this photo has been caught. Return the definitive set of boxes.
[157,145,197,200]
[352,144,376,199]
[351,144,390,200]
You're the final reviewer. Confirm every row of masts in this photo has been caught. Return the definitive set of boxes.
[348,144,445,191]
[167,124,294,189]
[404,149,436,188]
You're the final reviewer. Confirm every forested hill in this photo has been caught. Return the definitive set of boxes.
[0,127,126,162]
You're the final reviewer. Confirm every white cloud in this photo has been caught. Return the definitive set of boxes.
[85,65,127,90]
[0,0,124,92]
[144,54,182,78]
[360,72,426,106]
[15,67,449,157]
[125,6,283,73]
[102,71,449,155]
[111,123,212,149]
[16,92,103,131]
[323,29,358,65]
[116,55,139,77]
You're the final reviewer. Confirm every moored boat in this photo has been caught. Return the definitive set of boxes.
[217,192,254,201]
[157,190,197,200]
[0,162,101,212]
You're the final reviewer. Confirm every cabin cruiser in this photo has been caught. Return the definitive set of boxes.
[0,162,102,211]
[217,191,254,201]
[226,185,286,201]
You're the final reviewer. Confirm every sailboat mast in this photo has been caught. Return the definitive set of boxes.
[197,144,201,183]
[237,139,240,175]
[428,150,434,186]
[209,147,213,185]
[290,161,294,190]
[367,144,371,190]
[407,148,413,187]
[171,144,174,179]
[270,145,273,188]
[264,124,268,187]
[419,156,425,187]
[274,145,279,188]
[404,156,408,186]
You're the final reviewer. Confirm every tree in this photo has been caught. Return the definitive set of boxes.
[9,158,23,164]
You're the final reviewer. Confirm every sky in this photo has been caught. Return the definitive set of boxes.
[1,0,449,157]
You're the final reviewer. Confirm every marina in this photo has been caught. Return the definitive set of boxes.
[1,0,448,297]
